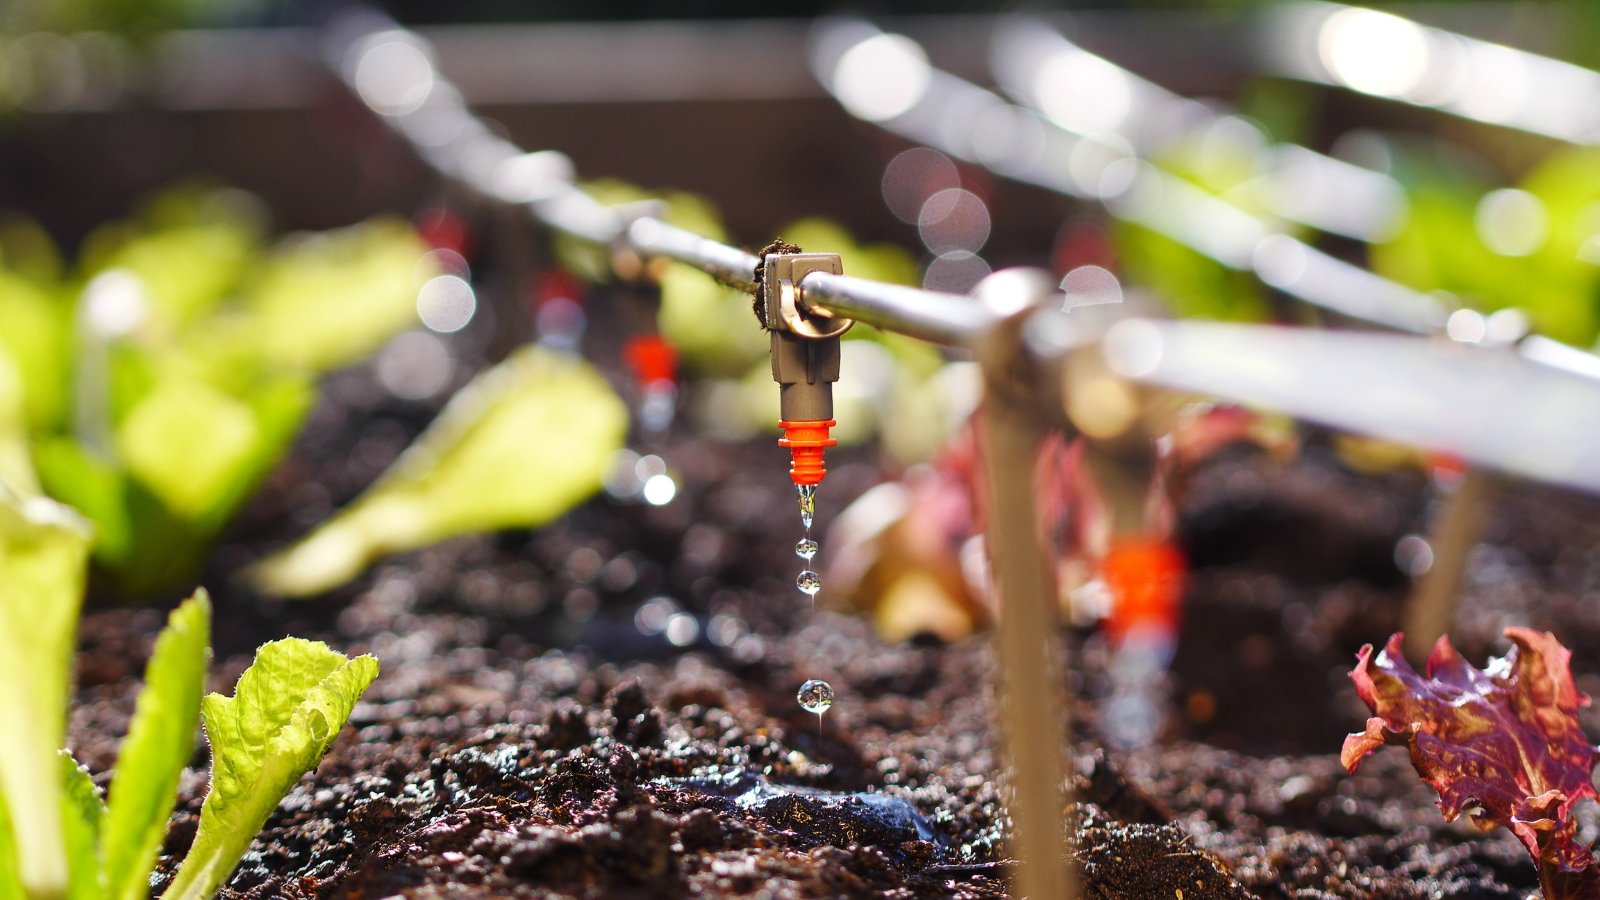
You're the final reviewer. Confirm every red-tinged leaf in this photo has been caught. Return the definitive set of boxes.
[1342,629,1600,899]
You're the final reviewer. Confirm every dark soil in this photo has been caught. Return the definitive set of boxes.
[66,347,1600,899]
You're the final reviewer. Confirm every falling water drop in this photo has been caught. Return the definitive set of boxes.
[796,570,822,596]
[797,679,834,714]
[795,538,818,560]
[797,483,816,530]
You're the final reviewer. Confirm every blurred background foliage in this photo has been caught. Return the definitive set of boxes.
[0,183,432,595]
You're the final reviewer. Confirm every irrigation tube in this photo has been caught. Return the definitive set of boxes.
[989,15,1409,245]
[807,19,1450,337]
[809,20,1600,385]
[330,11,1013,327]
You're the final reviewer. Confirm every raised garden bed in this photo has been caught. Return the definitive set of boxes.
[11,10,1600,899]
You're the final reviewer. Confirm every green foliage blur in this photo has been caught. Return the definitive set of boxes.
[0,486,91,898]
[1111,117,1273,324]
[3,0,268,43]
[1109,89,1600,352]
[0,183,430,596]
[1372,144,1600,346]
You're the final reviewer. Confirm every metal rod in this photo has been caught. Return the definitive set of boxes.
[1402,467,1496,664]
[799,271,997,347]
[1255,1,1600,146]
[526,186,628,244]
[983,398,1071,898]
[973,274,1073,900]
[333,15,1017,349]
[626,218,761,291]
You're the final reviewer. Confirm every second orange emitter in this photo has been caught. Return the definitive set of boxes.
[1102,534,1186,644]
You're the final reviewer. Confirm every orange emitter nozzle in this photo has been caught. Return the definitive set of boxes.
[779,419,837,486]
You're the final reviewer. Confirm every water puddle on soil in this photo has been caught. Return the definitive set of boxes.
[656,769,940,852]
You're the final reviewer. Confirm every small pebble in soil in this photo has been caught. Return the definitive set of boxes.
[796,570,821,596]
[795,538,818,560]
[797,679,834,714]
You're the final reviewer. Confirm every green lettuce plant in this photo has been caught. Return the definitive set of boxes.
[250,345,628,597]
[0,186,430,596]
[0,487,92,898]
[0,487,379,900]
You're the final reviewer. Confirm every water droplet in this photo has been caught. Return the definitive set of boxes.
[797,679,834,715]
[797,483,816,530]
[795,538,818,561]
[796,570,821,596]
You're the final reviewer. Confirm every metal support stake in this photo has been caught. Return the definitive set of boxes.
[1403,466,1496,664]
[972,271,1074,900]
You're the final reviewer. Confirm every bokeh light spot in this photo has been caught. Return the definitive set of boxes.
[416,274,477,333]
[831,34,930,122]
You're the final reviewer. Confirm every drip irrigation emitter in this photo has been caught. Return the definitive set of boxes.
[1062,341,1185,747]
[756,249,853,487]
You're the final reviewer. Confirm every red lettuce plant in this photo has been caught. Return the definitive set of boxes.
[1342,629,1600,899]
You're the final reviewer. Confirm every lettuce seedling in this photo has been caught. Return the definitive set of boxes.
[1,185,430,597]
[0,348,37,495]
[0,489,378,900]
[0,487,91,898]
[163,638,378,899]
[251,345,627,597]
[99,593,211,900]
[1342,630,1600,899]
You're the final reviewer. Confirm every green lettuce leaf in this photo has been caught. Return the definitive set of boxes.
[37,372,312,597]
[0,270,71,432]
[0,782,22,900]
[59,752,105,900]
[161,640,377,900]
[102,592,210,900]
[240,217,428,374]
[0,347,37,495]
[116,381,263,522]
[30,439,132,570]
[251,346,627,597]
[0,487,92,899]
[80,186,264,334]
